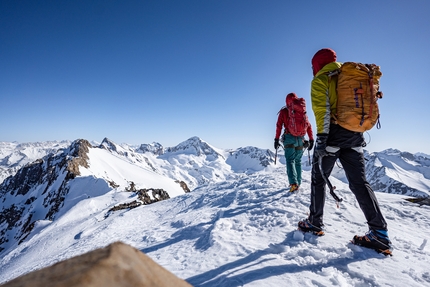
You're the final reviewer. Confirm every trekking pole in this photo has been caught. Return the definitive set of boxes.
[318,156,343,207]
[307,149,311,166]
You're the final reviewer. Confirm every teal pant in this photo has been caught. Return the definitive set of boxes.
[283,134,304,185]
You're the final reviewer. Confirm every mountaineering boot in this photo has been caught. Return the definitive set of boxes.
[289,184,299,193]
[297,218,324,236]
[351,229,393,256]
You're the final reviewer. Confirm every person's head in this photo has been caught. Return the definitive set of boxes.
[286,92,298,106]
[311,48,337,76]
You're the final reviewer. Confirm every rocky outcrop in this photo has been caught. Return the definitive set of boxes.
[0,139,92,252]
[65,139,91,179]
[405,196,430,206]
[105,188,171,218]
[176,180,191,193]
[0,241,192,287]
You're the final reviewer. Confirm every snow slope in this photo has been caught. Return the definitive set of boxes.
[1,162,429,286]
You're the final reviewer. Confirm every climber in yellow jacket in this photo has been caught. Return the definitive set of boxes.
[297,48,392,256]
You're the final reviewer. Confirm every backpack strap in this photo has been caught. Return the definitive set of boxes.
[327,69,340,78]
[353,82,366,126]
[326,69,340,124]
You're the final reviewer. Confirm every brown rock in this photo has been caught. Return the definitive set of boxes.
[1,242,192,287]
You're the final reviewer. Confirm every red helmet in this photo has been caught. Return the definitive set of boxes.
[285,92,298,106]
[311,48,337,76]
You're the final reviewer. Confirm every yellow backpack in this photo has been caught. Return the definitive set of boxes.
[331,62,383,132]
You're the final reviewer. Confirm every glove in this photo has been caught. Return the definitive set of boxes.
[274,138,280,149]
[314,134,328,158]
[303,140,309,149]
[308,139,314,151]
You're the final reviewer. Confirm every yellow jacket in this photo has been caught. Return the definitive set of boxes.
[311,61,342,134]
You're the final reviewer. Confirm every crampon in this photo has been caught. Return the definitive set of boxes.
[351,230,393,256]
[297,219,325,236]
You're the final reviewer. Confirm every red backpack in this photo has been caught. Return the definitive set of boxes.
[286,93,309,137]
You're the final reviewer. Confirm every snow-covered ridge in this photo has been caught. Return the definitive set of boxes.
[1,138,430,285]
[2,138,430,197]
[0,139,187,254]
[0,137,277,255]
[1,138,430,255]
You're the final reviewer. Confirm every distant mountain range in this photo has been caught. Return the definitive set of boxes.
[0,137,429,255]
[364,149,430,197]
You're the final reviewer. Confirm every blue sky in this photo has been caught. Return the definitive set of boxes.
[1,1,429,154]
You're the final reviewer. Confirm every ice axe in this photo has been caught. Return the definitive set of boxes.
[303,140,311,166]
[274,143,284,165]
[318,155,343,207]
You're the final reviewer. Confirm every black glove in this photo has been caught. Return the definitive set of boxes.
[274,138,280,149]
[303,140,309,149]
[308,139,314,151]
[314,134,328,158]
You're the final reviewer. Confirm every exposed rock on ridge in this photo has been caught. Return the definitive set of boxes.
[66,139,91,179]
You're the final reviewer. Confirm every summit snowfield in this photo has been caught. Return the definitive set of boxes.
[1,137,430,286]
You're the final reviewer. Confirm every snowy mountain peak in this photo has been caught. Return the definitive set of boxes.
[99,137,123,153]
[379,148,402,156]
[138,142,164,156]
[99,137,141,159]
[166,136,223,159]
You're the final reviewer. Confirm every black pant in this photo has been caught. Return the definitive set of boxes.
[309,147,388,231]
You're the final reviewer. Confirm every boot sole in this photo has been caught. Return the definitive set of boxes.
[350,240,393,256]
[297,227,325,236]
